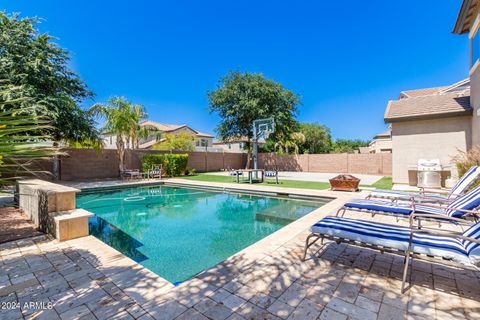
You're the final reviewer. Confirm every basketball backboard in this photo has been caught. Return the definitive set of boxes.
[253,118,275,139]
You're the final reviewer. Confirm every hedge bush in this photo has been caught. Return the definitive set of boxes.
[142,153,189,177]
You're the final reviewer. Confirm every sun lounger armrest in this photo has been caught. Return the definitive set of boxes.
[412,203,480,216]
[410,228,480,244]
[411,202,448,209]
[407,196,451,204]
[409,213,475,228]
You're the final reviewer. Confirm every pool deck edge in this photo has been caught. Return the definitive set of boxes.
[69,179,361,305]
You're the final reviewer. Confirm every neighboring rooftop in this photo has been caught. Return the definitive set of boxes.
[373,130,391,139]
[385,79,472,122]
[140,120,214,138]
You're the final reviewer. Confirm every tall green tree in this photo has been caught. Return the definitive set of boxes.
[90,97,152,174]
[299,123,333,154]
[152,132,195,151]
[332,138,370,153]
[208,71,300,168]
[0,12,100,178]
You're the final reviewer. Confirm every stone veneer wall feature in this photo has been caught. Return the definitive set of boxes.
[16,179,91,241]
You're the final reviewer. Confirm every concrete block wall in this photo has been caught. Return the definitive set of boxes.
[258,153,392,175]
[53,149,247,180]
[31,149,390,181]
[60,149,119,180]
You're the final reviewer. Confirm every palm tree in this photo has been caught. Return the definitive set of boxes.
[90,97,155,175]
[0,82,59,185]
[275,132,305,155]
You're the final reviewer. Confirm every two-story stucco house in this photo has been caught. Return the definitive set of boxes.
[384,0,480,187]
[212,137,265,153]
[454,0,480,146]
[368,130,392,154]
[385,79,472,186]
[102,120,214,151]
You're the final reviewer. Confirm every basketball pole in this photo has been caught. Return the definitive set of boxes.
[253,122,258,172]
[252,118,274,179]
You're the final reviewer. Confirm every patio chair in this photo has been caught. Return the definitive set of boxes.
[338,185,480,221]
[121,169,142,180]
[147,165,162,179]
[265,166,279,184]
[302,214,480,293]
[229,168,243,182]
[367,166,480,203]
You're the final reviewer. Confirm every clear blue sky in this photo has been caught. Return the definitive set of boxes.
[3,0,469,140]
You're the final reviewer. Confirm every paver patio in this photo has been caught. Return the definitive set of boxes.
[1,181,479,319]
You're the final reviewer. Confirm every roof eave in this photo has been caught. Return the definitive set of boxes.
[385,110,473,123]
[453,0,474,34]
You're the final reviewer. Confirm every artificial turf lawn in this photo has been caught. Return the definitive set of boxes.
[179,173,393,190]
[368,176,393,190]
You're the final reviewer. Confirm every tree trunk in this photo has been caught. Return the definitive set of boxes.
[52,141,60,180]
[116,134,125,176]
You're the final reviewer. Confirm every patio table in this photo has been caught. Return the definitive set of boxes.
[234,169,264,184]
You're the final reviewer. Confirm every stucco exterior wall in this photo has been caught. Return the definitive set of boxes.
[212,142,246,153]
[391,116,472,184]
[470,66,480,146]
[369,138,392,153]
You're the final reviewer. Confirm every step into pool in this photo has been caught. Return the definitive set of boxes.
[76,184,329,284]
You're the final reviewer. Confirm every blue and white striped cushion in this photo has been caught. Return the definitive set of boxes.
[445,185,480,217]
[462,222,480,265]
[311,217,469,264]
[265,171,277,177]
[448,166,480,197]
[344,199,445,216]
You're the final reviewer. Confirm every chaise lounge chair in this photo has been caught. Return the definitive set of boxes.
[367,166,480,203]
[338,185,480,221]
[302,214,480,292]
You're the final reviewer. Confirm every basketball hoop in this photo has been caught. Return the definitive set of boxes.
[252,118,275,171]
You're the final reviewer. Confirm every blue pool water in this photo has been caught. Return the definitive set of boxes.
[76,185,327,283]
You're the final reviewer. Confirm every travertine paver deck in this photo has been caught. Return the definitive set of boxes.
[1,181,480,319]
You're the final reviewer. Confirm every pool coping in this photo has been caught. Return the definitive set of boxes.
[68,179,363,301]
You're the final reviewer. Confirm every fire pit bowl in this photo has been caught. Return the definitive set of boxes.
[329,174,360,192]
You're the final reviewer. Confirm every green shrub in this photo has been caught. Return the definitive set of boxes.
[452,146,480,188]
[142,153,189,177]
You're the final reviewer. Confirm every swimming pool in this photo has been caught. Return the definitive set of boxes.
[77,184,328,284]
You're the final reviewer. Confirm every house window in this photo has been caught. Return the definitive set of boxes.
[472,29,480,67]
[198,139,208,147]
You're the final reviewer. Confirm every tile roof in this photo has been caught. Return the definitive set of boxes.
[399,86,448,98]
[373,130,391,139]
[140,120,214,138]
[384,92,472,122]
